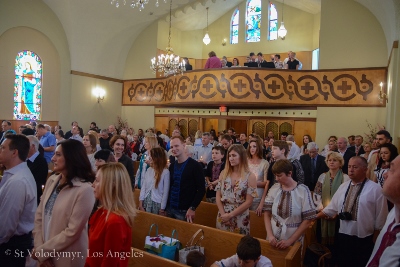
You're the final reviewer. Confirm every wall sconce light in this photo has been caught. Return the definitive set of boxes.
[378,82,388,104]
[222,38,227,46]
[93,88,105,103]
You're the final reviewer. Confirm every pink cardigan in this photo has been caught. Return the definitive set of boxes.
[33,174,95,267]
[205,56,222,69]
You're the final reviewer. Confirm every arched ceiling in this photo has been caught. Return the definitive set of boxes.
[40,0,398,78]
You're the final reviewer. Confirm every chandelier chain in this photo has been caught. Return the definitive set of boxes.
[168,0,172,48]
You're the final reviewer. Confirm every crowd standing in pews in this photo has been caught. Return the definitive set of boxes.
[1,119,400,266]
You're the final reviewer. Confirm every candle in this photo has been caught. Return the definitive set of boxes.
[42,185,45,192]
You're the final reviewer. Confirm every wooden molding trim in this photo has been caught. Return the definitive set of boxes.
[388,40,399,67]
[71,70,123,83]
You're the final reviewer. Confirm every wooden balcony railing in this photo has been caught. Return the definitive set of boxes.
[122,67,387,107]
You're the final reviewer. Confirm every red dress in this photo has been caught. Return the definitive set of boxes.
[85,208,132,267]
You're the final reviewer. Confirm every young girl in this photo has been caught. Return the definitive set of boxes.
[247,140,270,215]
[215,144,257,235]
[138,147,170,216]
[374,143,398,187]
[86,163,136,267]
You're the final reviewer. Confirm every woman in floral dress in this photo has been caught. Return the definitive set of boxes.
[215,144,257,235]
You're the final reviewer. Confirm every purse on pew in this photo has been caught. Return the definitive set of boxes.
[144,223,181,261]
[178,229,205,264]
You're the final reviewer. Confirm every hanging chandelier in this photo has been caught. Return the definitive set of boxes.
[110,0,166,11]
[278,0,287,38]
[203,7,211,45]
[150,0,185,77]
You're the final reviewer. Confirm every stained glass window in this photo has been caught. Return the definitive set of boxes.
[230,8,239,44]
[246,0,261,42]
[14,51,42,121]
[268,2,278,40]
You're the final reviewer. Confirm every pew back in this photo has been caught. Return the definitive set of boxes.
[132,210,301,267]
[128,247,187,267]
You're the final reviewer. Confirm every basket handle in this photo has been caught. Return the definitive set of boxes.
[185,229,204,248]
[148,223,158,236]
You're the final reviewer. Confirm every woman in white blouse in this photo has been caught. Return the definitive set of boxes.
[138,147,170,216]
[263,159,315,249]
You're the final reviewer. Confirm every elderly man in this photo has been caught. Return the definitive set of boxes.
[367,155,400,266]
[300,142,329,190]
[26,135,48,205]
[108,124,117,135]
[98,129,111,150]
[336,137,356,174]
[316,156,388,267]
[0,134,37,266]
[36,124,56,167]
[194,132,213,169]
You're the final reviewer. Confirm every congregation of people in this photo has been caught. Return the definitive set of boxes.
[203,50,302,70]
[0,118,399,267]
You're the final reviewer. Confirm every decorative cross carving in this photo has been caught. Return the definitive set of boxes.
[234,79,247,93]
[301,82,314,94]
[138,88,145,97]
[180,82,188,94]
[268,80,280,93]
[338,81,352,94]
[203,80,213,93]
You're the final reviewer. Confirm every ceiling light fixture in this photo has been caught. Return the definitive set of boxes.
[278,0,287,39]
[203,7,211,45]
[150,0,185,76]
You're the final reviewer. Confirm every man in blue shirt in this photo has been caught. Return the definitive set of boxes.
[37,124,56,168]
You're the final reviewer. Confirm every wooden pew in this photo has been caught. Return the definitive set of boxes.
[132,210,301,267]
[128,247,187,267]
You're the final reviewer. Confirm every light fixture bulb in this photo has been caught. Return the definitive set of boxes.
[203,32,211,45]
[278,22,287,38]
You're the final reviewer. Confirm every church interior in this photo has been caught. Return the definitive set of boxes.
[0,0,399,148]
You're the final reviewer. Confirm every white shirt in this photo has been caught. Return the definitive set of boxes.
[0,162,37,244]
[366,208,400,267]
[70,134,83,142]
[323,179,388,238]
[139,168,170,209]
[214,254,272,267]
[193,143,213,164]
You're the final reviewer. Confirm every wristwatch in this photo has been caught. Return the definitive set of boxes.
[189,206,196,211]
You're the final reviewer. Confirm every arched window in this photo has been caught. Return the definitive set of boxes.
[14,50,42,120]
[246,0,261,42]
[230,8,239,44]
[268,2,278,40]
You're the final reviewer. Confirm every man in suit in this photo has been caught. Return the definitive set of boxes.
[26,135,48,205]
[348,135,365,156]
[0,120,14,144]
[337,137,356,174]
[300,142,329,190]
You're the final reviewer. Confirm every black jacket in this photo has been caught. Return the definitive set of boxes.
[299,155,329,191]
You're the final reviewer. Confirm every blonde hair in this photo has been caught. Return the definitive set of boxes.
[145,136,159,150]
[325,151,344,168]
[194,130,203,139]
[97,163,136,227]
[220,144,249,181]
